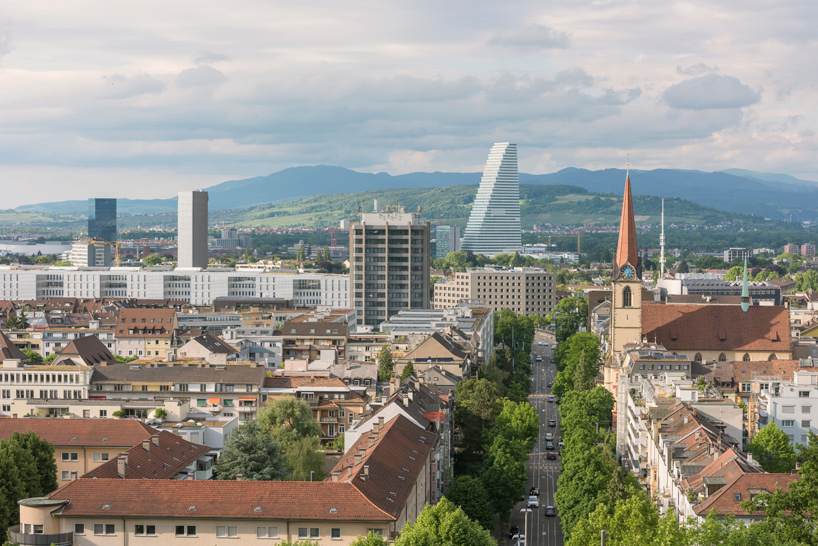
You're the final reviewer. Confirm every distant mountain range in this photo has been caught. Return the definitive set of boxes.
[15,166,818,221]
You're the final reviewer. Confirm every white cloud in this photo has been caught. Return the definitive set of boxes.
[663,74,761,110]
[489,24,570,50]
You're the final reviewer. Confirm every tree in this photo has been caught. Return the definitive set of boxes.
[723,265,743,281]
[378,347,394,381]
[394,498,495,546]
[322,246,331,262]
[446,475,495,533]
[284,435,326,481]
[0,441,29,538]
[676,260,689,273]
[491,400,539,452]
[746,422,797,473]
[7,432,57,496]
[400,361,415,382]
[154,408,168,419]
[214,420,287,481]
[257,397,322,448]
[444,250,467,270]
[331,434,345,452]
[21,349,42,363]
[481,434,528,521]
[142,253,162,266]
[432,257,446,270]
[349,533,389,546]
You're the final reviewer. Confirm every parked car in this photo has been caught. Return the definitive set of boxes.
[527,495,539,508]
[509,526,520,539]
[545,506,557,517]
[547,452,557,460]
[548,419,556,427]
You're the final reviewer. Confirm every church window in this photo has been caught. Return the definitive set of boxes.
[718,353,727,362]
[743,353,751,362]
[694,353,703,363]
[622,286,632,308]
[768,354,778,361]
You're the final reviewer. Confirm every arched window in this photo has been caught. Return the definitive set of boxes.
[622,286,632,308]
[718,353,727,362]
[743,353,751,362]
[768,354,778,361]
[694,353,703,363]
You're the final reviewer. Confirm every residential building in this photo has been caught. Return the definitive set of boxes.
[394,332,474,380]
[39,328,117,358]
[221,326,283,368]
[0,418,156,484]
[114,308,178,359]
[87,198,117,242]
[154,415,238,451]
[345,333,390,363]
[176,312,242,334]
[802,243,816,257]
[262,374,369,443]
[460,142,522,255]
[723,247,750,263]
[209,226,251,250]
[0,268,349,307]
[349,204,431,328]
[68,241,114,268]
[434,225,461,259]
[433,267,558,316]
[757,370,818,447]
[177,190,209,269]
[177,333,239,364]
[280,322,349,362]
[656,276,782,306]
[784,244,800,254]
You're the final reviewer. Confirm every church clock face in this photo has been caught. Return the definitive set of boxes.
[622,267,634,279]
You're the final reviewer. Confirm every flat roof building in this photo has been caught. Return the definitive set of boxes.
[178,190,209,269]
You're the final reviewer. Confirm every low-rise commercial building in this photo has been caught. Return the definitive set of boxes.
[433,267,557,316]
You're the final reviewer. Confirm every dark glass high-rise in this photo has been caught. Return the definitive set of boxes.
[88,198,117,242]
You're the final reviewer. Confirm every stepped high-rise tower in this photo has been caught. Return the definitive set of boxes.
[460,143,522,256]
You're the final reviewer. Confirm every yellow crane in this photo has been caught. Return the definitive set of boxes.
[88,240,121,266]
[545,230,586,255]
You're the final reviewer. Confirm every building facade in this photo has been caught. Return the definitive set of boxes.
[178,191,209,269]
[434,225,461,259]
[349,206,430,328]
[88,198,117,242]
[460,142,521,255]
[757,370,818,447]
[433,268,557,316]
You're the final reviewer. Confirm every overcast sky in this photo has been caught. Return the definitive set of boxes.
[1,0,816,207]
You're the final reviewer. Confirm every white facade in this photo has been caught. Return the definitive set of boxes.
[0,267,348,307]
[758,370,818,447]
[178,191,209,269]
[460,142,521,255]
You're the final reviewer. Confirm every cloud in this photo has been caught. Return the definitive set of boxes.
[103,73,166,98]
[676,63,718,76]
[174,65,227,88]
[193,50,230,65]
[663,74,760,110]
[0,26,12,59]
[489,24,570,50]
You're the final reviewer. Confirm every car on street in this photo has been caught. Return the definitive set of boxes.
[547,395,555,403]
[545,432,553,441]
[538,341,546,346]
[547,452,557,460]
[558,440,565,449]
[546,442,555,450]
[548,419,556,427]
[509,526,520,539]
[530,487,539,497]
[536,356,542,361]
[547,381,552,388]
[527,495,539,508]
[516,535,526,546]
[545,506,557,517]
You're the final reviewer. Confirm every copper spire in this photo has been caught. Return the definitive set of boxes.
[614,166,639,272]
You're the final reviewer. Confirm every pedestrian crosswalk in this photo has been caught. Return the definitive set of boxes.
[527,463,561,471]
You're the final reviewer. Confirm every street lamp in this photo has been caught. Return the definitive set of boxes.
[520,508,532,545]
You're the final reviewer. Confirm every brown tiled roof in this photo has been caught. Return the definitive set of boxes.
[403,332,468,361]
[91,362,267,385]
[694,473,798,516]
[732,360,802,382]
[328,414,437,518]
[84,430,209,480]
[116,308,176,338]
[0,330,27,361]
[264,376,350,389]
[59,335,115,365]
[666,295,742,305]
[50,479,392,521]
[642,303,790,352]
[0,418,156,447]
[683,448,758,493]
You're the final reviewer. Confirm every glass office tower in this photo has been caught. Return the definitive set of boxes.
[88,198,117,242]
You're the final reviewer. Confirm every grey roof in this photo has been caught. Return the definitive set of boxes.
[60,335,115,365]
[91,362,267,384]
[281,322,348,337]
[190,333,239,354]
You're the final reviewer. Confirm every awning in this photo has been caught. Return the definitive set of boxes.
[239,397,256,401]
[208,397,220,404]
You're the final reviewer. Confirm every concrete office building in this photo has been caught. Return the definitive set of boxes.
[67,241,112,268]
[350,205,431,328]
[87,198,117,242]
[178,191,209,269]
[460,143,521,256]
[433,267,558,315]
[435,225,461,259]
[757,370,818,448]
[723,247,750,263]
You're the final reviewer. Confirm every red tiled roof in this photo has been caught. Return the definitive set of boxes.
[732,360,802,382]
[642,303,790,352]
[83,430,209,480]
[0,418,156,447]
[116,308,176,338]
[50,479,393,521]
[265,376,350,389]
[694,473,798,516]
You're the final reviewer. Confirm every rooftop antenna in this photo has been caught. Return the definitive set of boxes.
[660,198,666,279]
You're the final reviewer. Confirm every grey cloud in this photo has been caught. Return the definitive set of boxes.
[174,65,227,88]
[103,73,166,98]
[0,27,12,58]
[193,51,230,65]
[489,24,570,50]
[663,74,760,110]
[676,63,718,76]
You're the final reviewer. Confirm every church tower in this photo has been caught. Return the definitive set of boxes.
[609,167,643,356]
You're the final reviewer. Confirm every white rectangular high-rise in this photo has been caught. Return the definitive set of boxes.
[178,191,209,269]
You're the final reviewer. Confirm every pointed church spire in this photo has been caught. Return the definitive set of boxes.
[741,257,750,312]
[614,164,640,274]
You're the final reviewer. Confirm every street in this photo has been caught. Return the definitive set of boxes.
[507,329,564,546]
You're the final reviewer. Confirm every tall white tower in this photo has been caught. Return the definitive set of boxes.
[659,198,666,279]
[178,190,209,269]
[460,143,522,256]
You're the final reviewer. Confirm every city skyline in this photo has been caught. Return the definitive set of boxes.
[1,1,816,208]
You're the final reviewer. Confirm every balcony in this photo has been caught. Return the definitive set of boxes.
[320,416,338,423]
[8,526,72,546]
[238,405,257,412]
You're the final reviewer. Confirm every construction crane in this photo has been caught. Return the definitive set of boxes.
[88,240,122,266]
[545,230,586,255]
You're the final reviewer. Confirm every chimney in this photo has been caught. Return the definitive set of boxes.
[236,474,243,481]
[363,465,369,478]
[187,472,195,480]
[347,465,353,478]
[377,416,384,431]
[401,392,408,405]
[117,454,127,479]
[119,451,129,465]
[368,432,378,447]
[408,390,413,402]
[142,439,150,452]
[354,453,362,466]
[151,434,160,447]
[310,471,315,482]
[331,472,340,483]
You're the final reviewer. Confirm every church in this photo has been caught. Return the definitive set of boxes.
[603,170,791,394]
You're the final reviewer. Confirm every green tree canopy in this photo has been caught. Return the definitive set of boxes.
[446,475,495,533]
[378,347,394,381]
[142,253,162,266]
[20,349,42,363]
[214,420,287,481]
[284,435,326,481]
[394,498,495,546]
[746,422,797,473]
[400,361,415,382]
[349,533,389,546]
[257,397,322,447]
[490,399,539,452]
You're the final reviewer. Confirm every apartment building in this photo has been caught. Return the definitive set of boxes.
[280,322,349,362]
[757,370,818,447]
[177,333,239,364]
[349,205,431,328]
[114,308,178,359]
[433,267,557,316]
[221,326,283,368]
